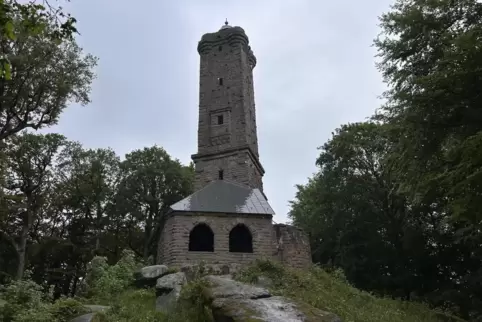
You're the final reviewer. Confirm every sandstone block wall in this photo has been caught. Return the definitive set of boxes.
[192,26,264,192]
[273,224,312,269]
[193,149,263,192]
[158,212,274,267]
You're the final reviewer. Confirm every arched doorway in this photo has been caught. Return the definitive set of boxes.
[189,223,214,252]
[229,224,253,253]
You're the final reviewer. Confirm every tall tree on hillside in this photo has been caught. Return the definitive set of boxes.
[374,0,482,226]
[289,122,482,317]
[1,0,78,79]
[0,10,97,141]
[57,145,120,255]
[290,123,421,295]
[116,146,194,261]
[2,132,66,279]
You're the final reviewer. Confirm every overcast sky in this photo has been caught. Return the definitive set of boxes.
[47,0,391,223]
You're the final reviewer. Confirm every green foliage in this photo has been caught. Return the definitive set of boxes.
[0,12,97,140]
[91,277,213,322]
[374,0,482,225]
[290,120,482,319]
[0,271,86,322]
[83,250,139,301]
[0,0,78,80]
[235,260,462,322]
[92,289,165,322]
[176,278,213,322]
[0,271,48,321]
[49,298,88,322]
[115,145,194,260]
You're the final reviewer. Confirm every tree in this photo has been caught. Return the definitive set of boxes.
[2,132,66,279]
[374,0,482,226]
[116,146,193,261]
[57,145,121,255]
[1,0,78,79]
[289,122,482,318]
[0,11,97,141]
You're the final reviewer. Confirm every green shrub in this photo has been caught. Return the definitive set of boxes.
[93,289,165,322]
[0,271,50,322]
[0,271,87,322]
[176,278,212,322]
[49,297,88,321]
[84,250,139,301]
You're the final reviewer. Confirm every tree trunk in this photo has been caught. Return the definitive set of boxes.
[143,209,153,261]
[16,216,29,279]
[95,202,102,253]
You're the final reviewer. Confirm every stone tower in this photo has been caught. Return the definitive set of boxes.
[157,22,312,269]
[191,21,265,192]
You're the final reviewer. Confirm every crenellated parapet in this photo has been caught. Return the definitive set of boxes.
[197,25,257,69]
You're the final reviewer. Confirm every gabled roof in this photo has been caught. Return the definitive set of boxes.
[170,180,275,215]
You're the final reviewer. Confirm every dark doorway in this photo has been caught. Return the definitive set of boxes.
[229,224,253,253]
[189,223,214,252]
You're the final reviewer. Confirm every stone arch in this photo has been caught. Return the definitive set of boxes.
[229,224,253,253]
[189,223,214,252]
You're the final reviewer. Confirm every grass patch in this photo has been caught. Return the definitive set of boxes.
[91,289,164,322]
[234,260,465,322]
[91,278,213,322]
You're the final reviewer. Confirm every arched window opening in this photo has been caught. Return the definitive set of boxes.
[229,224,253,253]
[189,223,214,252]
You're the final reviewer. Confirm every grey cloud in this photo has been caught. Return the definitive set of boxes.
[45,0,392,222]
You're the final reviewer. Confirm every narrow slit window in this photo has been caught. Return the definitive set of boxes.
[218,45,223,51]
[217,115,224,125]
[218,77,223,86]
[218,170,224,180]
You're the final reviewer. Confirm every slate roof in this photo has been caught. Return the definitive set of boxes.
[170,180,275,215]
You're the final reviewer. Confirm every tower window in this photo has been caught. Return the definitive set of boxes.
[217,77,223,86]
[217,115,224,125]
[218,45,223,51]
[218,170,224,180]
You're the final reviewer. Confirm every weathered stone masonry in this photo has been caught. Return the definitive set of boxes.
[157,22,311,270]
[158,212,274,267]
[192,24,263,192]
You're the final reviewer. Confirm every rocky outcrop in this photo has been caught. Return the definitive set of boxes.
[155,272,187,312]
[205,275,342,322]
[133,264,170,288]
[134,264,342,322]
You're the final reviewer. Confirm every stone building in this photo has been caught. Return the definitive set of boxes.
[157,21,311,269]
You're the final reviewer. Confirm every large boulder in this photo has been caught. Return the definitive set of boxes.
[205,275,270,300]
[69,313,95,322]
[134,265,169,288]
[155,272,187,312]
[204,275,342,322]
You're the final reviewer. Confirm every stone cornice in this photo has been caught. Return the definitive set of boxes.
[191,144,265,175]
[197,27,257,68]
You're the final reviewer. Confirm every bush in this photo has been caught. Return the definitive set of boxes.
[49,298,88,322]
[0,271,50,322]
[83,250,139,301]
[0,271,86,322]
